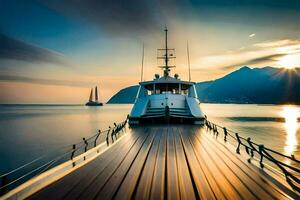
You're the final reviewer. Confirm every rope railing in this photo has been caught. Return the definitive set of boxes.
[205,118,300,193]
[0,117,128,196]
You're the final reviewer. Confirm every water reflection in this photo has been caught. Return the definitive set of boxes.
[281,105,299,156]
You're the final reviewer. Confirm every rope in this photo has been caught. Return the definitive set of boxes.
[207,120,299,163]
[205,118,300,193]
[0,144,72,178]
[0,149,72,190]
[0,128,112,178]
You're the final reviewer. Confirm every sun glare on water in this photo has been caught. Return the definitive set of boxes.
[277,54,300,69]
[281,105,299,156]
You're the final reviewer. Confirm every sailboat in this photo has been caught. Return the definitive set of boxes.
[85,86,103,106]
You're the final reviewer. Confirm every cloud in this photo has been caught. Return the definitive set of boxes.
[254,39,300,48]
[40,0,300,36]
[247,54,286,63]
[221,53,287,70]
[249,33,256,38]
[193,38,300,71]
[0,33,72,67]
[0,75,95,88]
[43,0,165,35]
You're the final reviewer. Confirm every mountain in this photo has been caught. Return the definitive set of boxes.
[199,66,300,104]
[108,85,139,104]
[107,66,300,104]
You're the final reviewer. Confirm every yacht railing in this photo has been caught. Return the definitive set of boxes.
[0,117,128,198]
[205,118,300,193]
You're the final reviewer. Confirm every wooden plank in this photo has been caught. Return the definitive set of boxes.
[61,130,142,200]
[28,131,136,200]
[193,129,258,200]
[28,125,298,200]
[150,128,167,200]
[178,127,221,199]
[134,130,162,199]
[173,127,196,199]
[76,129,149,200]
[182,128,226,199]
[188,128,242,199]
[113,129,156,199]
[165,129,180,199]
[94,128,154,200]
[201,129,294,199]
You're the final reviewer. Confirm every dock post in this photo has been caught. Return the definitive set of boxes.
[209,122,213,131]
[121,121,125,132]
[247,137,257,163]
[291,154,296,160]
[114,123,118,139]
[106,127,111,146]
[245,145,250,155]
[95,130,101,153]
[83,138,88,161]
[111,129,115,143]
[223,127,228,142]
[246,138,255,163]
[235,133,241,154]
[258,145,264,168]
[71,144,76,167]
[215,125,219,138]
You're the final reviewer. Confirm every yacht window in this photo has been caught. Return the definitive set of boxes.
[144,84,154,95]
[155,83,181,94]
[142,83,192,95]
[181,89,188,95]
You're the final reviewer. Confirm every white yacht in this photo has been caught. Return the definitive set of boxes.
[128,28,205,125]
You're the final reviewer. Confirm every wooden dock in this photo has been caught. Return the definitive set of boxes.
[28,125,298,200]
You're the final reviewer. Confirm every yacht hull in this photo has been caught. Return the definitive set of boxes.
[129,116,205,125]
[129,94,205,125]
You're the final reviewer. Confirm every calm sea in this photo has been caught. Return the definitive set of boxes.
[0,104,299,174]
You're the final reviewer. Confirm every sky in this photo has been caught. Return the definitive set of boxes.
[0,0,300,103]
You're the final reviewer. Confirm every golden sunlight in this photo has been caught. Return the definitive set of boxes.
[277,54,300,69]
[281,105,299,155]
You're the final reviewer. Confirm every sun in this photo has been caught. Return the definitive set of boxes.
[277,54,299,69]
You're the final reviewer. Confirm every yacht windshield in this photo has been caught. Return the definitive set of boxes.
[144,83,190,95]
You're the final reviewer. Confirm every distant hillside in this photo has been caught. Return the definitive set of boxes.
[200,66,300,104]
[108,85,139,104]
[107,66,300,104]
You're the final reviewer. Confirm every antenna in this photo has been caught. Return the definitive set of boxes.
[187,41,191,82]
[141,43,144,82]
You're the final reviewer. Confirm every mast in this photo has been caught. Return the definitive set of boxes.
[89,88,93,102]
[95,86,98,101]
[165,27,168,69]
[157,27,176,77]
[141,43,144,82]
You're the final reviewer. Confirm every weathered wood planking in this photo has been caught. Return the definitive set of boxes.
[28,125,298,200]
